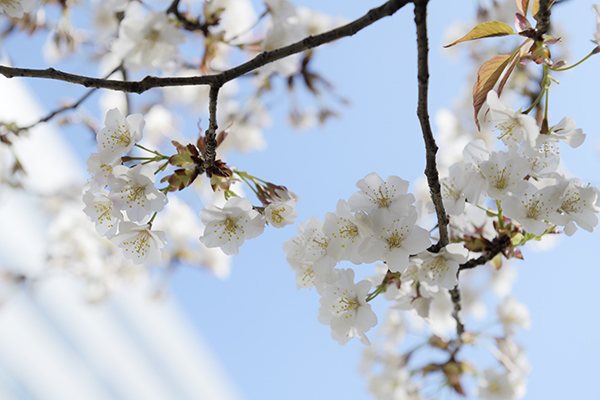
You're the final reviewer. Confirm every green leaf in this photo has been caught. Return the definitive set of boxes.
[472,54,513,129]
[444,21,515,48]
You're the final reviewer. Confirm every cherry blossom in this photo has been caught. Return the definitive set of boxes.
[348,172,416,217]
[111,222,167,267]
[111,7,186,72]
[83,188,122,237]
[322,199,372,264]
[359,211,431,273]
[486,90,540,150]
[318,269,378,345]
[108,165,168,223]
[0,0,36,18]
[497,296,531,336]
[199,197,265,255]
[502,182,561,236]
[417,243,469,290]
[476,368,526,400]
[551,178,600,236]
[479,150,530,200]
[96,108,145,165]
[264,199,298,228]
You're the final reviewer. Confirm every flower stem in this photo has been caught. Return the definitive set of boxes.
[549,49,597,72]
[135,143,167,157]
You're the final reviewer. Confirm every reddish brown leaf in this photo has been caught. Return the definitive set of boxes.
[472,54,512,129]
[444,21,515,48]
[517,0,530,17]
[496,51,520,97]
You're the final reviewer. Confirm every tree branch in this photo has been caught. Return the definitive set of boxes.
[0,0,411,94]
[458,234,510,271]
[414,0,449,251]
[449,286,465,338]
[535,0,552,35]
[14,64,122,132]
[201,85,220,173]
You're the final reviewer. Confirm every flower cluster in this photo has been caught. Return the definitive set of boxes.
[84,108,168,267]
[440,90,599,237]
[284,172,457,344]
[198,181,299,255]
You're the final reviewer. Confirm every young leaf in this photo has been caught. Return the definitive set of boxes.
[496,52,520,98]
[444,21,515,48]
[517,0,530,17]
[472,54,512,129]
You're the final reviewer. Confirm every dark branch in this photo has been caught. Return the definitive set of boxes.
[414,0,449,251]
[458,234,511,271]
[0,0,411,94]
[16,64,122,132]
[200,85,220,174]
[536,0,552,35]
[449,286,465,338]
[166,0,207,33]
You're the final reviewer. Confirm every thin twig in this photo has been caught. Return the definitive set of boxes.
[166,0,206,33]
[414,0,449,251]
[458,234,511,271]
[449,286,465,338]
[0,0,411,94]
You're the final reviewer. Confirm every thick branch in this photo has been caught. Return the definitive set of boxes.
[0,0,411,94]
[414,0,449,250]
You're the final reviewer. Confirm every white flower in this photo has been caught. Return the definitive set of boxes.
[300,217,337,284]
[206,0,258,43]
[348,172,416,217]
[199,197,265,255]
[111,8,186,72]
[86,152,116,189]
[258,0,306,77]
[502,182,561,235]
[0,0,36,18]
[487,90,539,149]
[111,222,167,267]
[476,368,526,400]
[96,108,145,165]
[479,150,530,200]
[318,269,378,345]
[359,211,431,273]
[526,116,586,158]
[497,296,531,336]
[264,199,298,228]
[440,162,483,214]
[323,199,372,264]
[83,188,122,237]
[297,7,342,36]
[108,164,168,223]
[550,178,600,236]
[417,243,469,289]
